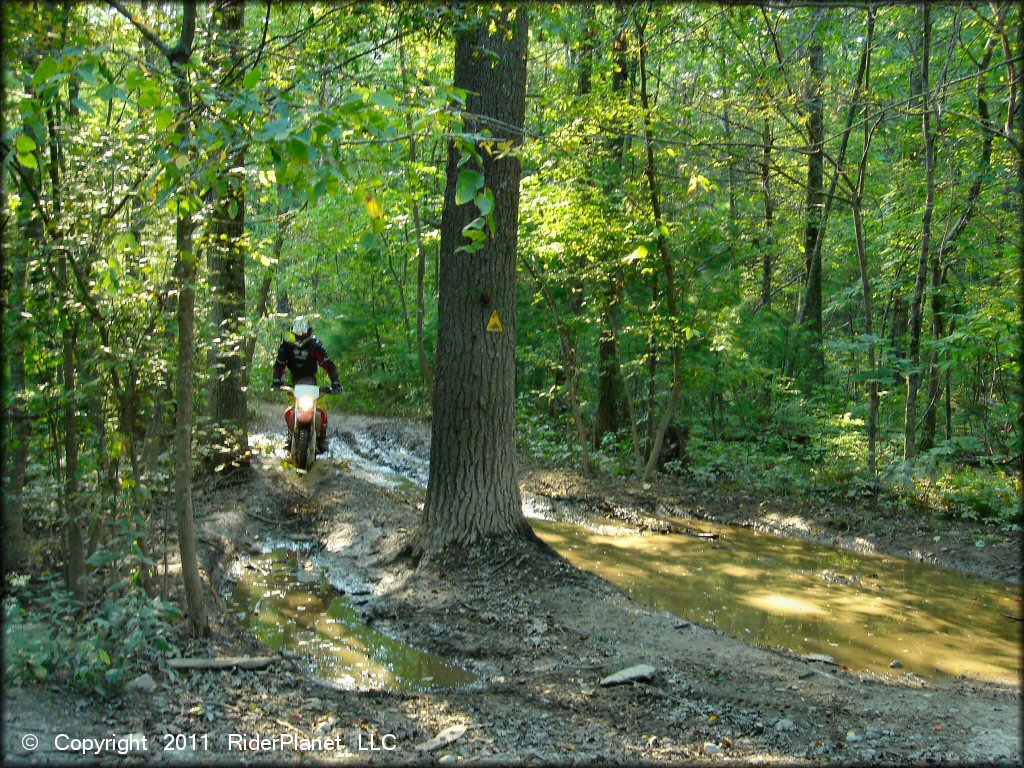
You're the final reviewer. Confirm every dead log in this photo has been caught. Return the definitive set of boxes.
[166,656,279,671]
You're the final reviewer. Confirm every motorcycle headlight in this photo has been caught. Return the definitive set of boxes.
[298,396,315,411]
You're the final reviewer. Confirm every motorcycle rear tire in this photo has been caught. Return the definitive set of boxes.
[294,427,312,470]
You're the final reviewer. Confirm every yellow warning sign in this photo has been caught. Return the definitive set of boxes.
[486,309,504,333]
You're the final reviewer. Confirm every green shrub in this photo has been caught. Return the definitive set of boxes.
[4,576,182,698]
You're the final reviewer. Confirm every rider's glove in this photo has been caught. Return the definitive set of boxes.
[272,378,283,390]
[331,381,343,394]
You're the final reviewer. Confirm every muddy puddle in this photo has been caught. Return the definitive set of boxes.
[530,517,1022,684]
[230,548,477,691]
[250,425,1021,686]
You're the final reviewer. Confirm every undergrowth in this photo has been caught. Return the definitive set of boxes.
[3,574,182,698]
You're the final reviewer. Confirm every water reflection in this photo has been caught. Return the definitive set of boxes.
[231,549,477,691]
[530,518,1022,683]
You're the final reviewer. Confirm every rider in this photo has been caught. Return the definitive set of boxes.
[272,315,342,453]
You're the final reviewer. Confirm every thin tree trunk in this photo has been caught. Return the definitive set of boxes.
[905,3,936,461]
[798,6,826,382]
[921,31,998,450]
[524,259,592,476]
[760,118,774,310]
[636,13,684,483]
[852,8,878,484]
[398,35,434,400]
[594,1,626,447]
[44,90,87,601]
[3,173,39,573]
[243,198,289,383]
[207,0,248,472]
[1016,5,1023,495]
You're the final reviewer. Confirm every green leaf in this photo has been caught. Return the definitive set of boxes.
[154,107,175,131]
[77,61,99,86]
[33,57,60,88]
[286,137,310,165]
[243,66,263,90]
[456,169,485,205]
[87,550,121,567]
[71,97,93,114]
[18,153,37,169]
[370,91,399,109]
[16,134,36,154]
[474,188,494,216]
[98,649,111,666]
[359,230,378,251]
[125,68,147,90]
[97,81,117,102]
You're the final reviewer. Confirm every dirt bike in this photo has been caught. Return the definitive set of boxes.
[273,383,338,471]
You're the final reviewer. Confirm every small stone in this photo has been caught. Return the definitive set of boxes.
[803,653,838,666]
[889,660,903,669]
[774,718,797,733]
[126,674,158,693]
[703,742,723,756]
[599,664,657,687]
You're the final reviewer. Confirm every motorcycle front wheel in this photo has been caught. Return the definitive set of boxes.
[293,426,312,470]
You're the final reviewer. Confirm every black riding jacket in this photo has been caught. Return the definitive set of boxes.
[273,336,340,386]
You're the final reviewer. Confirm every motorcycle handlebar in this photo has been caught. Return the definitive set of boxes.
[271,385,341,395]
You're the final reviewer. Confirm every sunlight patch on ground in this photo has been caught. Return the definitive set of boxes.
[742,592,828,618]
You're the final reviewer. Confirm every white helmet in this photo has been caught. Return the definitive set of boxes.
[291,315,312,342]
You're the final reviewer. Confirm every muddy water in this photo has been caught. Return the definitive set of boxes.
[530,517,1022,683]
[230,548,476,691]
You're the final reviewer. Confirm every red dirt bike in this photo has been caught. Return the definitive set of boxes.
[273,383,338,471]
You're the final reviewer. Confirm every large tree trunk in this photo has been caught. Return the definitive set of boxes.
[905,3,936,461]
[207,0,248,472]
[413,7,533,557]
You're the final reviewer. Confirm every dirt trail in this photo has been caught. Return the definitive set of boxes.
[3,410,1020,765]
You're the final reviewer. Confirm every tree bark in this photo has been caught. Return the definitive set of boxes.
[1016,5,1023,504]
[921,31,998,450]
[43,88,87,602]
[243,196,289,384]
[798,6,826,383]
[207,0,248,472]
[852,7,878,484]
[398,34,434,400]
[760,118,774,310]
[3,167,40,573]
[593,1,626,449]
[636,13,684,483]
[905,2,936,462]
[524,258,592,476]
[413,7,533,557]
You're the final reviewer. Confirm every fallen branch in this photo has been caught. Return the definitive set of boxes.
[166,656,279,671]
[246,509,289,525]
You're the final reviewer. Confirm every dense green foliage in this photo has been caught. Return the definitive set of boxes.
[2,3,1021,648]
